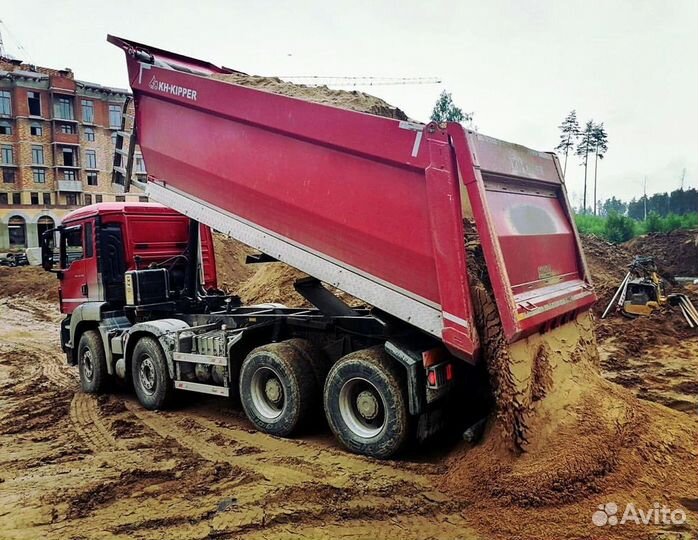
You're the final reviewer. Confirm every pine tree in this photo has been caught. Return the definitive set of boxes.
[590,122,608,215]
[555,110,580,177]
[576,120,595,214]
[430,90,473,126]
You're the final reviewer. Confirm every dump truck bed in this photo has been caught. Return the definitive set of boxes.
[109,35,595,361]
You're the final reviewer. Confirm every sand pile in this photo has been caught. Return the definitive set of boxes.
[580,235,632,312]
[440,226,698,538]
[212,233,256,290]
[0,266,57,301]
[237,263,311,306]
[625,229,698,277]
[210,73,409,120]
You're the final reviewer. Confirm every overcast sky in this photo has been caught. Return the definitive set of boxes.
[2,0,696,207]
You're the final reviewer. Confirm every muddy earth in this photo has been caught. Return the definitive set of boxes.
[1,230,697,539]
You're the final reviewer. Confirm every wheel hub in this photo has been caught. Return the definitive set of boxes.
[356,390,379,420]
[140,357,156,392]
[82,350,94,380]
[264,377,283,404]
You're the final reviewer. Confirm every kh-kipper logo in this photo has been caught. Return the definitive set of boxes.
[148,75,198,101]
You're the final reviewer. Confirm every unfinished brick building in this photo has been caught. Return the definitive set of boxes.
[0,55,146,250]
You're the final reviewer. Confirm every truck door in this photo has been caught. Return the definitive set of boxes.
[59,224,87,314]
[99,223,126,305]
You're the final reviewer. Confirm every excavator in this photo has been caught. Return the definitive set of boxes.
[602,255,698,327]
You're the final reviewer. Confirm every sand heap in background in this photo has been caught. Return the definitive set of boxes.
[580,235,632,312]
[0,266,58,301]
[626,229,698,277]
[211,73,409,120]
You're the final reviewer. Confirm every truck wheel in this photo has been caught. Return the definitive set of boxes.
[131,336,173,410]
[78,330,108,393]
[324,347,409,458]
[239,341,318,437]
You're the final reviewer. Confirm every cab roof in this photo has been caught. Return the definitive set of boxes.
[62,202,184,223]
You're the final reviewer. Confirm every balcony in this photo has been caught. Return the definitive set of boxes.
[58,180,83,192]
[53,131,79,145]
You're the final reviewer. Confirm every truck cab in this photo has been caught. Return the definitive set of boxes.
[42,202,218,345]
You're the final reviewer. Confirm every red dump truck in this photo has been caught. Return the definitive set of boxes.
[41,36,595,457]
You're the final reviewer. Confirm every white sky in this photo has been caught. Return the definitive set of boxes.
[2,0,696,206]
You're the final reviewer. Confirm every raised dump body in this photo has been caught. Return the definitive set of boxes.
[108,35,595,362]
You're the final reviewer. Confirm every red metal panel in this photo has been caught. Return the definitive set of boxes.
[132,81,441,303]
[449,125,595,342]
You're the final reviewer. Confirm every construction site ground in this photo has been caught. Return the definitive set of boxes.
[1,231,697,540]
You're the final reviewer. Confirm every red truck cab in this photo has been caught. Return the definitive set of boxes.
[47,202,217,314]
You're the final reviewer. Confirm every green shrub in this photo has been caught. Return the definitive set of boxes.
[604,213,637,243]
[662,213,684,232]
[644,211,662,233]
[574,214,606,237]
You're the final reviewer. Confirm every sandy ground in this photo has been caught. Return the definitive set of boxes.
[1,290,696,539]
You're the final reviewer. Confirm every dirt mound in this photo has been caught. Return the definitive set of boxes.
[0,266,58,301]
[237,263,310,306]
[625,229,698,277]
[211,73,409,120]
[212,233,256,290]
[580,235,632,312]
[438,225,698,538]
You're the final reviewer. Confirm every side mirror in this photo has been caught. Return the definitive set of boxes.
[41,228,60,273]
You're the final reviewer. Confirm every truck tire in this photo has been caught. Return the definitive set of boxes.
[131,336,173,410]
[324,347,409,458]
[78,330,108,394]
[239,341,318,437]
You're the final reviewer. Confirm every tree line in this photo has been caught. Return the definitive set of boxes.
[600,188,698,220]
[575,187,698,243]
[556,110,609,215]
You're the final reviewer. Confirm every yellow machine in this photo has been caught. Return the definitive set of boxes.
[622,257,666,317]
[602,256,698,327]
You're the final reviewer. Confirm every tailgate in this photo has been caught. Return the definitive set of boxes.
[449,128,595,342]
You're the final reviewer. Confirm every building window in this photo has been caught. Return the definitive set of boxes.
[30,192,39,205]
[86,172,98,186]
[85,149,97,169]
[43,193,51,205]
[66,193,79,205]
[60,123,76,134]
[28,91,42,116]
[84,127,95,142]
[111,132,118,146]
[139,196,148,202]
[2,168,14,183]
[0,121,11,135]
[84,194,92,205]
[81,99,94,123]
[33,168,46,183]
[109,104,122,128]
[0,91,11,116]
[63,169,77,181]
[12,192,20,204]
[31,145,44,165]
[62,147,76,167]
[53,96,74,120]
[95,194,103,203]
[30,123,43,136]
[134,155,146,173]
[0,193,7,204]
[115,195,125,202]
[1,145,14,164]
[8,216,26,247]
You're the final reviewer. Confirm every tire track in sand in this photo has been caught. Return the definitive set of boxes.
[69,392,122,453]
